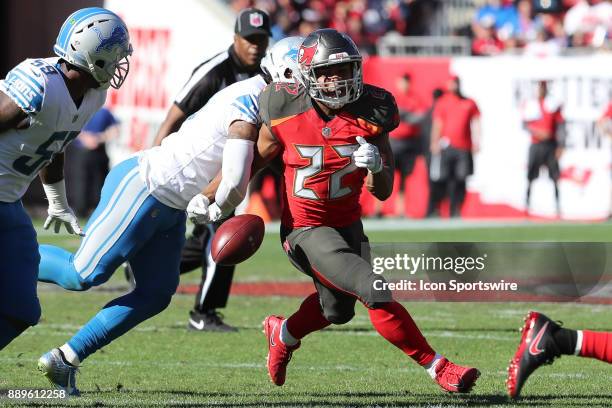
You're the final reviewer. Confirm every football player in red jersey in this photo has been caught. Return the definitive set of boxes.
[253,29,480,393]
[506,311,612,399]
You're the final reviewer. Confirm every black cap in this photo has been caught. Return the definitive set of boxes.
[234,8,271,37]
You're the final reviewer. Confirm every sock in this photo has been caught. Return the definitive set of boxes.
[280,320,299,346]
[424,353,443,379]
[552,328,577,355]
[368,301,436,366]
[285,293,331,340]
[579,330,612,363]
[59,344,80,366]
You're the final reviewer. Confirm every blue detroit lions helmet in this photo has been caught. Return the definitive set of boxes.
[54,7,133,89]
[260,36,304,84]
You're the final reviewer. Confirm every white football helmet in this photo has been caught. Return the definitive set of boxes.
[54,7,133,89]
[260,36,304,84]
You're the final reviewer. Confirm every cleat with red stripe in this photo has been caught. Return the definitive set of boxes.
[263,315,300,386]
[434,358,480,393]
[506,311,562,399]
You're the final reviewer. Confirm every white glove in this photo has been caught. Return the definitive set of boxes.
[353,136,383,173]
[187,194,223,224]
[43,180,84,236]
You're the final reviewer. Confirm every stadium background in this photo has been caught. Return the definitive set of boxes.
[2,2,612,405]
[2,0,611,221]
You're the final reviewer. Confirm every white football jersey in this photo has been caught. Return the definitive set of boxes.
[0,58,106,202]
[138,75,267,210]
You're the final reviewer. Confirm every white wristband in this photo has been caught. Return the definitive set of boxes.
[43,179,70,211]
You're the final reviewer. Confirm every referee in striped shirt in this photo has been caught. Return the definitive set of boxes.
[128,8,271,332]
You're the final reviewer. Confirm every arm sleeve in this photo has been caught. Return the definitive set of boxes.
[215,138,255,212]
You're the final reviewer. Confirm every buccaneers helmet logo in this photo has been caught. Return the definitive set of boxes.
[298,42,318,66]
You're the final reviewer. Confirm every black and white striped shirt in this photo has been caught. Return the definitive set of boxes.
[174,45,263,116]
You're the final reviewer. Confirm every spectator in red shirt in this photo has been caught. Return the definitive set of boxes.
[389,73,426,216]
[521,80,565,216]
[430,76,481,217]
[472,16,506,55]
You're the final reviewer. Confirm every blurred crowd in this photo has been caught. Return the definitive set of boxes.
[227,0,612,56]
[471,0,612,56]
[228,0,440,54]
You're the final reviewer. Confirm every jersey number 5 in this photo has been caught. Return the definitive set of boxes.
[293,144,359,200]
[13,131,79,176]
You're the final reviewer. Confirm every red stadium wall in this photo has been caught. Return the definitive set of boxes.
[360,57,452,219]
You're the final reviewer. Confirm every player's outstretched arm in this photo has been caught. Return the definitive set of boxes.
[214,120,258,213]
[187,120,258,224]
[0,90,28,132]
[39,153,83,236]
[358,133,394,201]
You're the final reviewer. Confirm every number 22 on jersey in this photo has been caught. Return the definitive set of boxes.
[291,143,361,200]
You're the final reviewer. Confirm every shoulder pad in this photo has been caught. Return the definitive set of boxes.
[258,82,309,128]
[0,59,58,115]
[347,84,400,133]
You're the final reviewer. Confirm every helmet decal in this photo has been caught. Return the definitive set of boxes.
[298,42,318,67]
[94,25,129,54]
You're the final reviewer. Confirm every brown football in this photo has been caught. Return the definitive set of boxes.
[211,214,265,266]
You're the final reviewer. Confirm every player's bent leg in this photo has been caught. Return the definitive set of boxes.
[39,157,163,292]
[0,203,41,349]
[63,215,185,363]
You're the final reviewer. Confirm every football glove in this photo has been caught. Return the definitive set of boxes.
[353,136,383,173]
[187,194,223,224]
[43,180,84,236]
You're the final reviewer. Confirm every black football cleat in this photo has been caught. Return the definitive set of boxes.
[188,310,238,332]
[506,311,562,398]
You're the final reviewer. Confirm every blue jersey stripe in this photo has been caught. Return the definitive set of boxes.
[78,186,148,275]
[2,86,31,112]
[7,72,43,113]
[231,102,257,122]
[13,68,44,94]
[75,168,140,258]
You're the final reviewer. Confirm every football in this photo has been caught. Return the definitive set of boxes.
[211,214,265,265]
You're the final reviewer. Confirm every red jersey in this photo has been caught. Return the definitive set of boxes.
[259,83,399,228]
[525,98,564,144]
[433,93,480,151]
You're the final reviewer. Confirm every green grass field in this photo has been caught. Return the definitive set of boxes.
[1,221,611,407]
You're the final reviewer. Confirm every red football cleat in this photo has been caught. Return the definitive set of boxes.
[263,315,300,386]
[434,358,480,393]
[506,311,561,399]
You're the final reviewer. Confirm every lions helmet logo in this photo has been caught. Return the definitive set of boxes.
[94,25,128,53]
[298,42,318,67]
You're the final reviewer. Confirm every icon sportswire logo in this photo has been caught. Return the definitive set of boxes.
[528,321,549,356]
